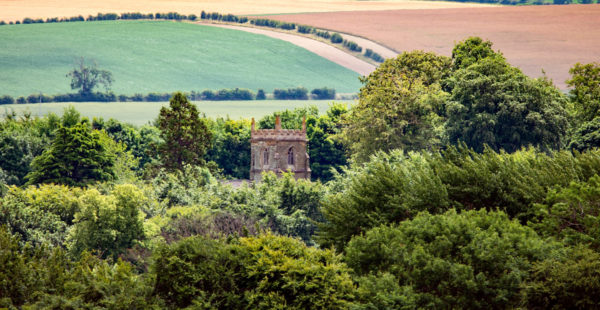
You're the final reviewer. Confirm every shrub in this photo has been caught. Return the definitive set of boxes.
[16,97,26,104]
[343,40,362,52]
[0,95,15,105]
[297,25,313,34]
[145,92,171,102]
[365,48,385,62]
[311,87,336,100]
[316,30,331,39]
[273,87,308,100]
[256,89,266,100]
[331,32,343,44]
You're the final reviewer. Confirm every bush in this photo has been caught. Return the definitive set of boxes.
[365,48,385,62]
[297,25,313,34]
[16,97,26,104]
[331,32,343,44]
[145,92,171,102]
[256,89,266,100]
[343,40,362,52]
[0,95,15,105]
[311,87,336,100]
[273,87,308,100]
[316,30,331,39]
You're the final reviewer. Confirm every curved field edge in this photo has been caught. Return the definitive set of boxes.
[0,20,362,97]
[0,0,496,23]
[264,5,600,90]
[1,100,355,125]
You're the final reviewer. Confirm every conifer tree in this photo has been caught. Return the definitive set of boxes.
[157,92,211,171]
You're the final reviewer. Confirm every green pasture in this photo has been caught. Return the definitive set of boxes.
[0,20,362,97]
[1,100,354,125]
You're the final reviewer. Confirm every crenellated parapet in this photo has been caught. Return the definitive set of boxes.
[250,115,311,182]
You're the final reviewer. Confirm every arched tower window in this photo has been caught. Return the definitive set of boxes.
[288,147,294,165]
[263,149,269,165]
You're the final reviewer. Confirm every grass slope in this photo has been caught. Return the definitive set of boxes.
[0,20,362,97]
[1,100,354,125]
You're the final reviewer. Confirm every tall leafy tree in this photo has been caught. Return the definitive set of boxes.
[66,57,113,96]
[339,51,451,163]
[566,62,600,151]
[25,121,115,187]
[566,62,600,123]
[445,46,569,152]
[157,92,211,171]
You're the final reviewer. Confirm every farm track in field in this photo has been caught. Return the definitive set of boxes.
[265,4,600,89]
[0,0,494,22]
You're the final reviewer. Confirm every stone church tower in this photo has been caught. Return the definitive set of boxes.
[250,115,311,181]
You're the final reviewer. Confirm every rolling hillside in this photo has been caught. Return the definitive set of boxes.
[0,20,362,97]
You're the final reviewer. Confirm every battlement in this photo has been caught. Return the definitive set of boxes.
[250,115,311,181]
[250,116,307,142]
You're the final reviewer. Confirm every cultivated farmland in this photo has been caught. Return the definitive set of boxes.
[266,4,600,89]
[1,100,353,125]
[0,20,362,97]
[0,0,493,23]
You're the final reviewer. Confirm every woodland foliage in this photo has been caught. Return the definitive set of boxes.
[1,38,600,309]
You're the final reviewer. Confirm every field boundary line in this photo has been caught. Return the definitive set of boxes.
[197,21,378,76]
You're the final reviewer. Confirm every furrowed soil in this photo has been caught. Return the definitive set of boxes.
[266,4,600,89]
[0,0,493,22]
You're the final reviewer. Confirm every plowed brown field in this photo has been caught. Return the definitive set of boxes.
[0,0,492,23]
[266,4,600,89]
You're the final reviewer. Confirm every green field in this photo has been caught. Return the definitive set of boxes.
[0,20,362,97]
[1,100,355,125]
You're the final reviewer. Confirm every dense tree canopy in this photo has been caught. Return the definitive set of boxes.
[445,51,569,152]
[157,92,211,171]
[25,121,115,187]
[345,209,563,309]
[340,51,451,163]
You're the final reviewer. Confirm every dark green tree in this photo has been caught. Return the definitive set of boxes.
[25,122,115,187]
[308,104,349,181]
[445,53,569,152]
[206,118,251,179]
[66,57,113,96]
[157,92,211,171]
[569,116,600,151]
